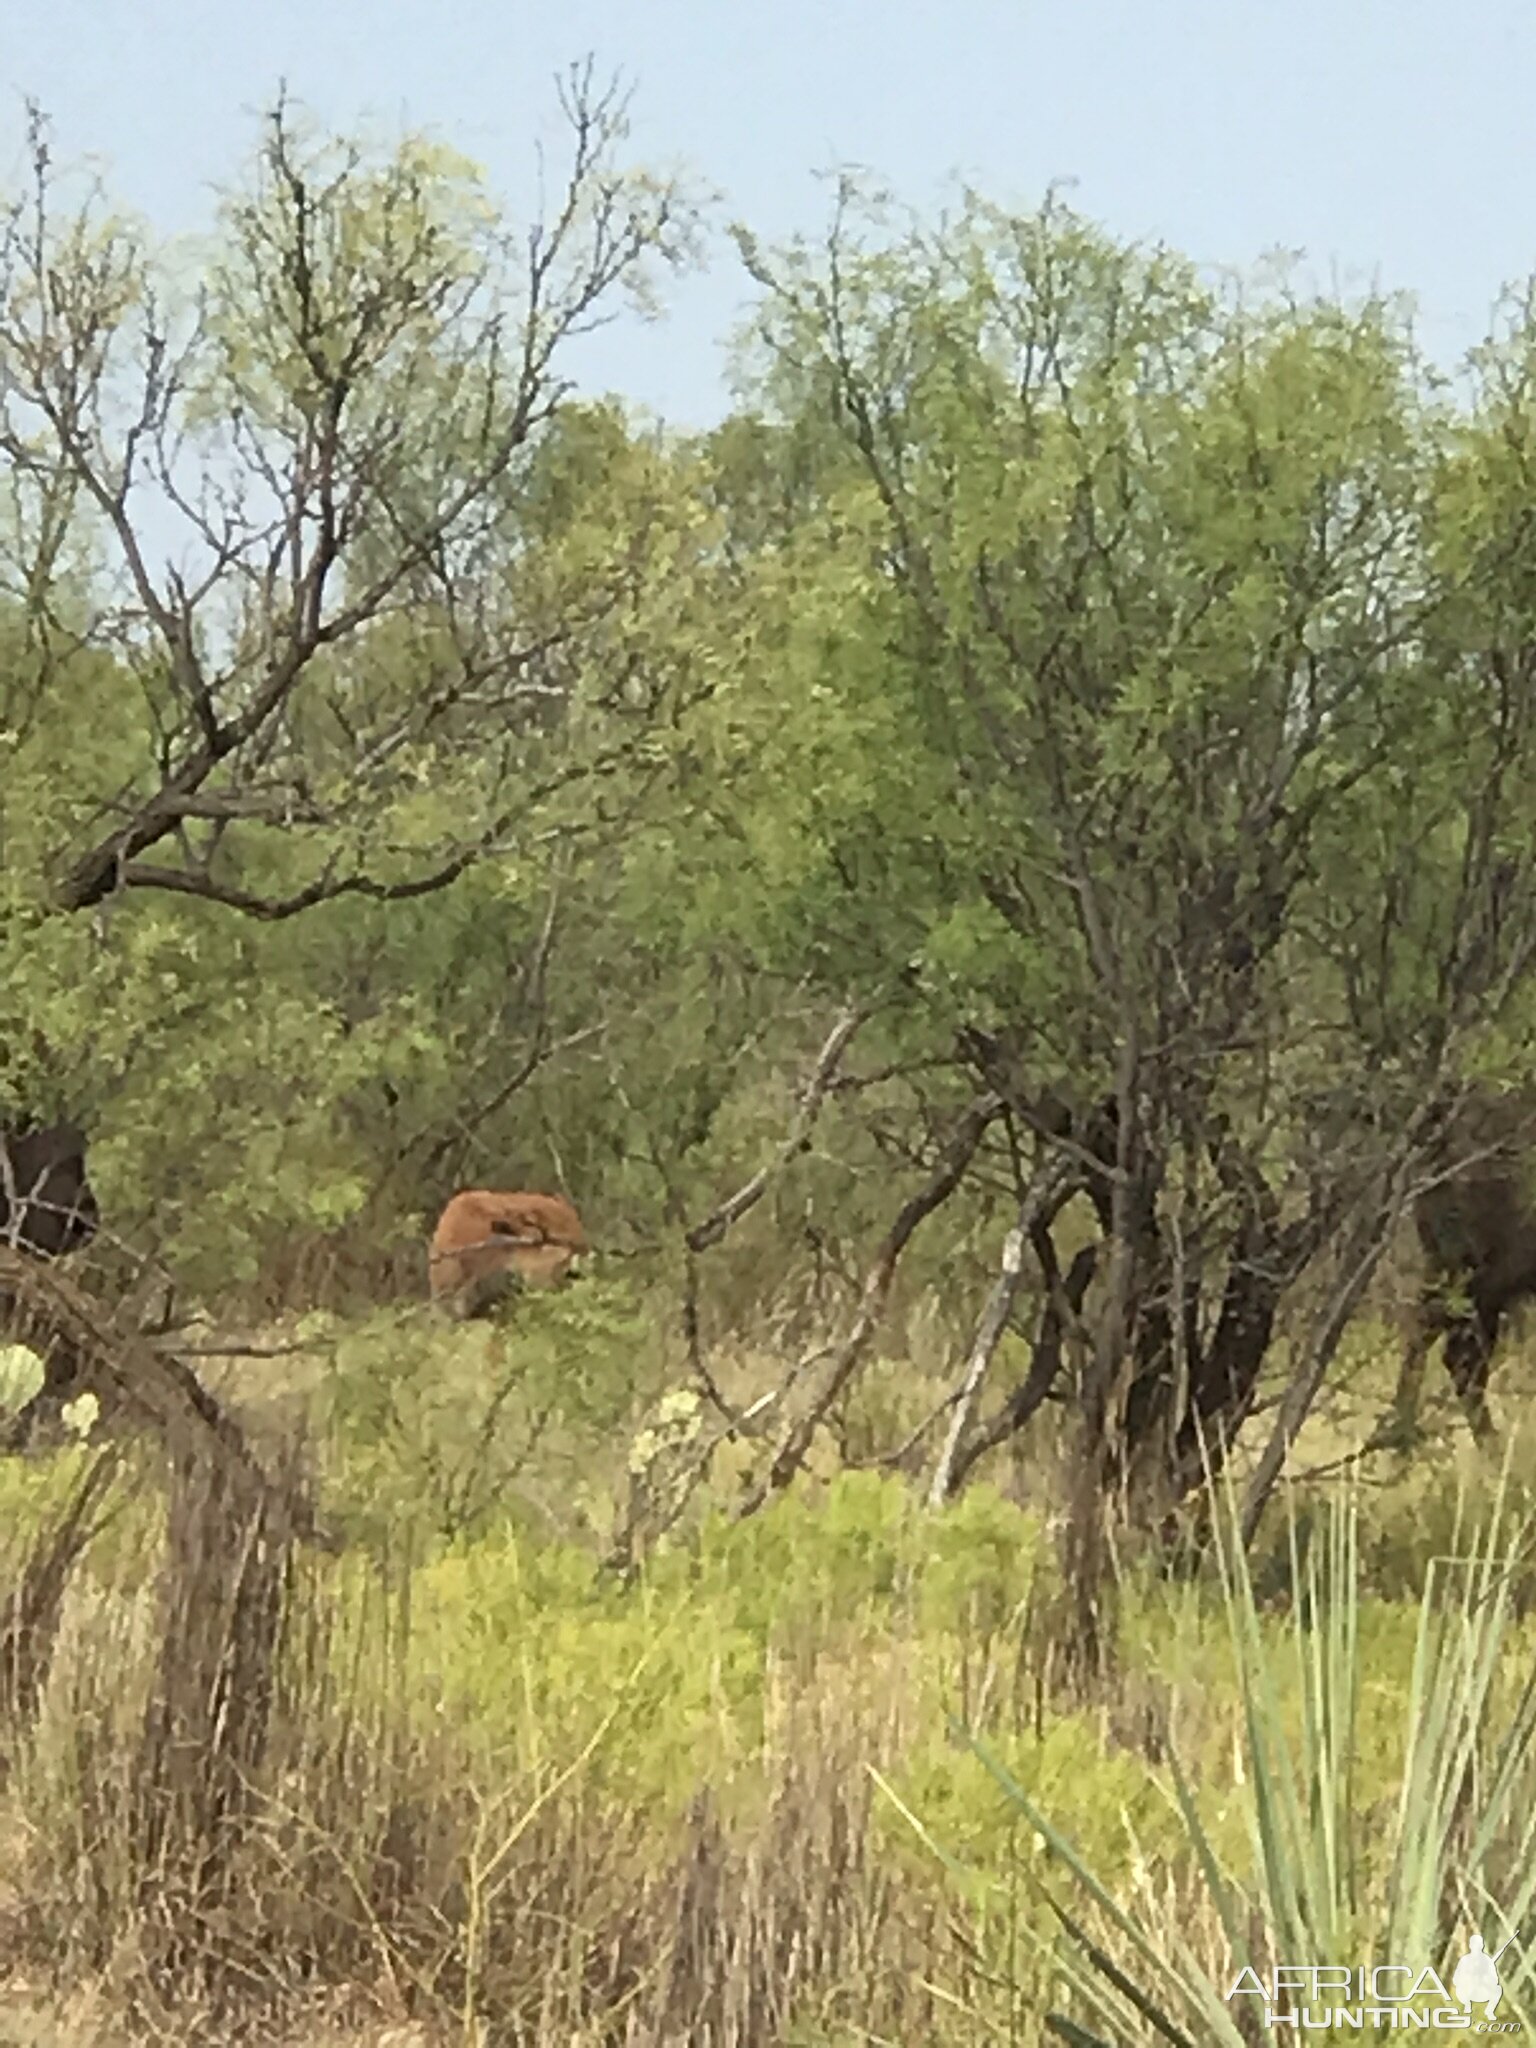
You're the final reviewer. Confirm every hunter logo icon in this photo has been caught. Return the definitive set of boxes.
[1452,1930,1516,2020]
[1228,1925,1525,2029]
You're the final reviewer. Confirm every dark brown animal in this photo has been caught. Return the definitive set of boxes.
[428,1190,588,1321]
[0,1120,98,1259]
[1383,1089,1536,1445]
[0,1119,100,1451]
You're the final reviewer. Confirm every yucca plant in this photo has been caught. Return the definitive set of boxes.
[904,1460,1536,2043]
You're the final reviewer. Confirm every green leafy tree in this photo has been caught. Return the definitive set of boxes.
[715,182,1536,1613]
[0,69,706,938]
[0,79,728,1274]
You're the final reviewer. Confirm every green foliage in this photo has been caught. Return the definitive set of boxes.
[9,1387,1536,2041]
[348,1470,1051,1825]
[931,1482,1536,2040]
[1357,1425,1536,1601]
[0,86,725,1289]
[18,95,1536,2045]
[319,1277,656,1544]
[196,119,498,441]
[12,129,1536,1352]
[728,189,1454,1060]
[890,1715,1176,1898]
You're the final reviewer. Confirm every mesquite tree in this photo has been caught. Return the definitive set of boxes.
[710,184,1536,1626]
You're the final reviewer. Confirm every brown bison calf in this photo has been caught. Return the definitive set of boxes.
[428,1190,588,1321]
[0,1118,100,1451]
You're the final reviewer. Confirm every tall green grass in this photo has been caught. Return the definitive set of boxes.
[5,1293,1536,2042]
[925,1468,1536,2042]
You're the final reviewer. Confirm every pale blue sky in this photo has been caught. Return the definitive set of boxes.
[3,1,1532,428]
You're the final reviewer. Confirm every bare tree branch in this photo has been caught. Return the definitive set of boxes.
[685,1001,867,1254]
[927,1152,1083,1504]
[0,84,705,922]
[734,1093,1002,1520]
